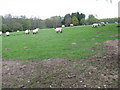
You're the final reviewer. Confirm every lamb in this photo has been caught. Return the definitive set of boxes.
[6,32,10,36]
[55,28,62,33]
[62,25,65,27]
[92,23,99,28]
[25,30,30,34]
[0,32,2,36]
[17,30,19,32]
[70,24,73,27]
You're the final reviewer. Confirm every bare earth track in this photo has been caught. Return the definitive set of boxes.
[2,39,119,88]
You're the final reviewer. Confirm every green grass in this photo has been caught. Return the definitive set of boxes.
[2,24,119,60]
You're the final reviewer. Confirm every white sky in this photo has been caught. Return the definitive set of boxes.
[0,0,119,19]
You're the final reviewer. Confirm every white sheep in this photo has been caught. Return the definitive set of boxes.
[0,32,2,36]
[62,25,65,27]
[25,30,30,34]
[32,28,39,34]
[106,22,108,24]
[101,22,105,26]
[92,23,99,28]
[55,28,62,33]
[35,28,39,33]
[6,32,10,36]
[17,30,19,32]
[70,24,73,27]
[32,30,37,34]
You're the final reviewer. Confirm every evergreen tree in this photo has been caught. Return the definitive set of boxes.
[64,14,72,26]
[80,18,86,25]
[72,16,79,26]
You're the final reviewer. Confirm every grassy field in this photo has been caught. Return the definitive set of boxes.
[2,24,119,60]
[2,24,119,88]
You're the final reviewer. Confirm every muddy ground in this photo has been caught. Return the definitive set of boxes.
[2,39,119,88]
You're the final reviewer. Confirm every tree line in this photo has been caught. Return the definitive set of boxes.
[1,12,118,33]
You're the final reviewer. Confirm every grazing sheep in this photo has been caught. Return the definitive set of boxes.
[62,25,65,27]
[115,22,118,24]
[55,28,62,33]
[101,22,105,26]
[92,23,99,28]
[0,32,2,36]
[6,32,10,36]
[32,28,39,34]
[32,30,37,34]
[35,28,39,33]
[25,30,30,34]
[70,24,73,27]
[106,22,108,24]
[17,30,19,32]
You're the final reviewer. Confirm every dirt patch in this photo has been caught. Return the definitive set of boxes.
[2,60,39,88]
[109,34,120,38]
[96,35,100,37]
[24,46,30,50]
[103,39,119,56]
[91,38,96,40]
[71,42,77,45]
[96,30,104,34]
[104,39,118,48]
[41,58,69,67]
[115,34,120,37]
[2,39,119,88]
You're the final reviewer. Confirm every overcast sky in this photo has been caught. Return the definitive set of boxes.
[0,0,119,19]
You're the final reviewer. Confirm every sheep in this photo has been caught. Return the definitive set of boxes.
[32,28,39,34]
[70,24,73,27]
[55,28,62,33]
[0,32,2,36]
[115,22,118,24]
[62,25,65,27]
[25,30,30,34]
[32,30,37,34]
[106,22,108,24]
[6,32,10,36]
[35,28,39,33]
[101,22,105,26]
[17,30,19,32]
[92,23,99,28]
